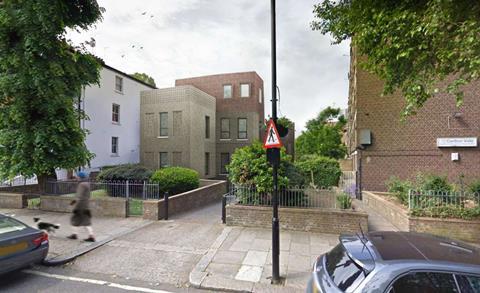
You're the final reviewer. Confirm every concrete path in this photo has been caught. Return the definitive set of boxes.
[190,226,339,292]
[353,199,399,232]
[0,208,152,261]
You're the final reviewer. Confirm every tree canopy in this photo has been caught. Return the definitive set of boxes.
[131,72,156,87]
[295,107,346,159]
[0,1,103,181]
[312,1,480,115]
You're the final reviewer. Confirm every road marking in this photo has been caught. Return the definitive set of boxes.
[23,270,174,293]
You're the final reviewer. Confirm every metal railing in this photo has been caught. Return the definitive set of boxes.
[408,190,480,211]
[225,185,339,209]
[45,180,161,200]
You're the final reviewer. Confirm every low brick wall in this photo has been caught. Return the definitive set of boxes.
[40,195,127,218]
[0,192,28,209]
[363,191,480,243]
[363,191,409,231]
[226,205,368,234]
[143,180,227,220]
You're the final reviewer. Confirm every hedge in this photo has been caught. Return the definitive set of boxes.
[97,164,153,181]
[151,167,199,195]
[295,155,341,187]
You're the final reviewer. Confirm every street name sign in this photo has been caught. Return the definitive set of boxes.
[436,137,478,148]
[263,119,283,149]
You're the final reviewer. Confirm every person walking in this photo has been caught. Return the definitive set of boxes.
[67,171,95,242]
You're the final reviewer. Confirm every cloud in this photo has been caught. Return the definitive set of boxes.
[67,0,350,134]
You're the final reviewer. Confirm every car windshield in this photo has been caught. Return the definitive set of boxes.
[325,244,368,293]
[0,217,27,235]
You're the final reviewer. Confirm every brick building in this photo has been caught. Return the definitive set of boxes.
[346,47,480,192]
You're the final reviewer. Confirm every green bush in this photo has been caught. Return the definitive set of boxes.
[416,173,453,193]
[410,206,480,220]
[386,176,413,204]
[469,180,480,194]
[97,164,153,181]
[295,155,341,187]
[336,193,352,209]
[151,167,199,195]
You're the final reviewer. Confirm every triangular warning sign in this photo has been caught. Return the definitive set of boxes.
[263,119,283,149]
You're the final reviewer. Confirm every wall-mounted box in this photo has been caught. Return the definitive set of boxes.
[359,129,372,145]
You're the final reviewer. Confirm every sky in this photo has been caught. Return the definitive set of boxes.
[68,0,350,134]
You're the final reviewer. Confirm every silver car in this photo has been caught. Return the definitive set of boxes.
[0,214,49,274]
[307,231,480,292]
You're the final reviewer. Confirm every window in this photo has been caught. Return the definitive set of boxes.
[205,152,210,175]
[159,152,168,168]
[205,116,210,139]
[145,113,155,137]
[240,83,250,98]
[259,88,263,103]
[0,217,27,235]
[111,137,119,155]
[173,111,182,136]
[238,118,247,139]
[220,153,230,174]
[112,104,120,123]
[455,275,480,293]
[223,84,232,99]
[390,272,459,293]
[115,76,123,93]
[159,112,168,137]
[325,244,367,293]
[221,118,230,139]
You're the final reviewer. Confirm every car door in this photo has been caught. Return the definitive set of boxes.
[387,271,460,293]
[455,274,480,293]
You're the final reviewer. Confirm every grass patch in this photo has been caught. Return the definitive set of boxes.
[129,199,143,216]
[27,198,40,209]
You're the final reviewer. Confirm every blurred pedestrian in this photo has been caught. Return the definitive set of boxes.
[67,171,95,242]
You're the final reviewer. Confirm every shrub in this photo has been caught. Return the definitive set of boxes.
[386,176,413,204]
[97,164,153,181]
[415,173,453,193]
[151,167,199,195]
[295,155,341,188]
[336,193,352,209]
[469,180,480,194]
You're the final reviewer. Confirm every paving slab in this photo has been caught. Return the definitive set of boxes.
[189,226,338,292]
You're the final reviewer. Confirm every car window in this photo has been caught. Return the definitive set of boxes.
[390,272,459,293]
[455,275,480,293]
[0,217,27,235]
[325,244,367,292]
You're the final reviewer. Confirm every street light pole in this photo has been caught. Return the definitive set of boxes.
[270,0,280,284]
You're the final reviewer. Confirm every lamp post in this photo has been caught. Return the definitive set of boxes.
[270,0,280,284]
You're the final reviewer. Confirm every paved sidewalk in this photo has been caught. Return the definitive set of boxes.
[190,226,339,292]
[0,208,152,261]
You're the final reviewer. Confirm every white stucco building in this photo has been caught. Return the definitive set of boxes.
[80,65,156,173]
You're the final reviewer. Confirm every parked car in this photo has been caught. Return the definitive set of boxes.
[0,214,49,274]
[307,231,480,292]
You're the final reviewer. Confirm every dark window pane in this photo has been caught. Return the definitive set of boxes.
[392,272,459,293]
[205,116,210,139]
[205,152,210,175]
[456,275,480,293]
[160,112,168,136]
[220,153,230,174]
[159,152,168,168]
[325,244,366,292]
[238,118,247,139]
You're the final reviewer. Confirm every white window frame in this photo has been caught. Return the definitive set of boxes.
[112,103,120,123]
[240,83,250,98]
[115,76,123,93]
[111,137,119,155]
[223,84,232,99]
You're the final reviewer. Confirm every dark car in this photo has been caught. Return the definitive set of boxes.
[307,231,480,293]
[0,214,49,274]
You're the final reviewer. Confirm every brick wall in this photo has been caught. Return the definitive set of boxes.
[226,205,368,234]
[40,196,127,218]
[363,191,480,243]
[143,180,227,220]
[0,193,28,209]
[349,47,480,191]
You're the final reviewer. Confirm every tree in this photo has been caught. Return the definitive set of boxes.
[312,1,480,115]
[0,1,103,188]
[295,107,346,159]
[131,72,156,87]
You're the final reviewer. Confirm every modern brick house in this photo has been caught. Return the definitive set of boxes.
[140,72,265,178]
[176,72,265,177]
[346,47,480,192]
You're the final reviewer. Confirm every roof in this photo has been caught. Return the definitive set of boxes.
[102,64,157,89]
[367,231,480,266]
[175,71,262,82]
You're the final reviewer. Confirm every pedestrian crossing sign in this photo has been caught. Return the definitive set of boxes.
[263,119,283,149]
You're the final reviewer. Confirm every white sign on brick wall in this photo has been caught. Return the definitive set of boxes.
[437,137,478,148]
